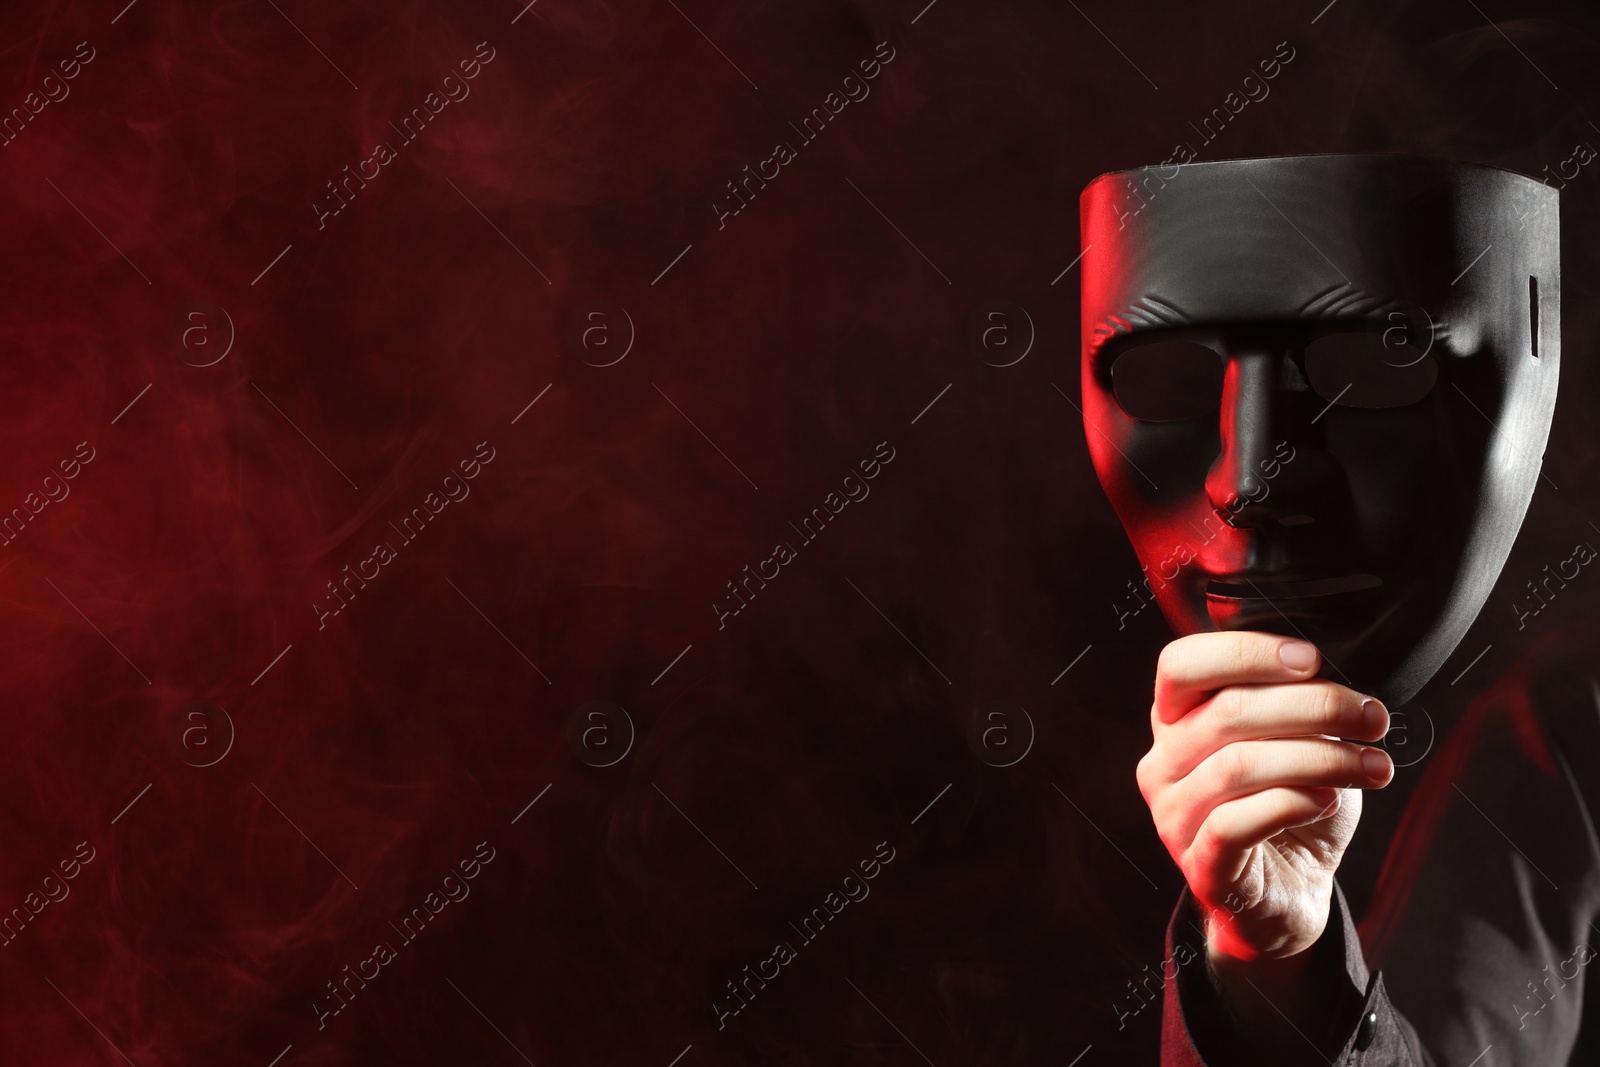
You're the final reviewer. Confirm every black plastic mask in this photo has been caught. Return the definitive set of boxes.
[1079,153,1559,704]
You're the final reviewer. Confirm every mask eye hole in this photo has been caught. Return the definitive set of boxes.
[1303,332,1439,408]
[1110,340,1223,422]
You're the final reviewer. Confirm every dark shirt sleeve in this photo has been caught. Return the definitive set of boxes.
[1159,879,1436,1066]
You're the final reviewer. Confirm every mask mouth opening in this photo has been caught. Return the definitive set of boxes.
[1205,572,1383,600]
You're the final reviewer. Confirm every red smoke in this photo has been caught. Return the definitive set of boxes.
[1,0,1598,1064]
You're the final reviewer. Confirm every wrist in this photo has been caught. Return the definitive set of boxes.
[1202,908,1330,1052]
[1205,935,1317,997]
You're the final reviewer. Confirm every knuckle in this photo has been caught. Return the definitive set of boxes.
[1214,687,1249,731]
[1323,742,1358,779]
[1157,641,1189,683]
[1191,819,1224,861]
[1316,684,1345,726]
[1344,742,1372,780]
[1135,753,1155,802]
[1215,745,1251,790]
[1228,633,1253,679]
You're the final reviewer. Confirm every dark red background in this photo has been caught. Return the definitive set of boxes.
[2,0,1599,1063]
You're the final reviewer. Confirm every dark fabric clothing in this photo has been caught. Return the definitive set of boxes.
[1162,881,1435,1064]
[1159,639,1600,1065]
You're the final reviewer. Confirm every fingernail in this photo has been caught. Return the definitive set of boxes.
[1362,698,1388,737]
[1361,746,1392,783]
[1278,640,1317,671]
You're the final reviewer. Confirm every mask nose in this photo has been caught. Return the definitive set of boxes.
[1204,350,1300,527]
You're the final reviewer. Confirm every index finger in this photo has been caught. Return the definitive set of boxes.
[1153,631,1322,725]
